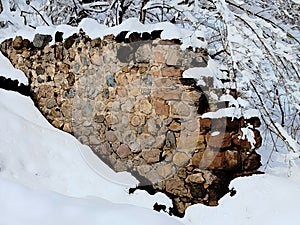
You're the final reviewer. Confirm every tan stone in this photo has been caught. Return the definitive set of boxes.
[183,119,199,132]
[166,49,179,66]
[165,177,187,196]
[12,36,23,50]
[186,173,205,183]
[154,89,182,100]
[138,99,152,115]
[91,53,103,65]
[157,163,173,178]
[22,50,31,58]
[168,120,181,132]
[192,151,204,167]
[115,72,128,86]
[63,123,72,133]
[105,130,117,143]
[130,115,142,127]
[52,119,63,128]
[141,149,161,163]
[177,130,201,150]
[173,152,189,167]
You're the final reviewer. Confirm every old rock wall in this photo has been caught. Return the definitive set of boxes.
[1,31,262,217]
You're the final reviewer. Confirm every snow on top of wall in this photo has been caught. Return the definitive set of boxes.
[182,57,226,88]
[202,107,260,119]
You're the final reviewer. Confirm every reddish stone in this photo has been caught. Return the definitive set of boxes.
[226,118,240,132]
[253,129,262,148]
[154,52,165,64]
[161,67,183,77]
[206,132,231,149]
[232,134,252,150]
[153,99,169,116]
[224,150,240,169]
[199,150,223,169]
[116,86,127,97]
[198,150,240,170]
[116,144,131,159]
[200,118,211,132]
[153,89,182,100]
[241,152,261,171]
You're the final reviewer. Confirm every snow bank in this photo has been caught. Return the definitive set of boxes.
[183,174,300,225]
[0,177,183,225]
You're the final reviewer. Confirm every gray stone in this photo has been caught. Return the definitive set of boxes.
[33,34,52,49]
[82,100,93,117]
[81,55,90,66]
[106,75,116,87]
[63,88,76,98]
[73,63,80,73]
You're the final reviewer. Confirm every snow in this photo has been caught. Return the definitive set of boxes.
[182,58,226,88]
[0,52,28,85]
[211,131,220,136]
[183,174,300,225]
[202,107,260,119]
[274,122,300,152]
[0,177,182,225]
[241,126,256,149]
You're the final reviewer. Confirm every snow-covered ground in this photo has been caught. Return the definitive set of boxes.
[1,15,300,225]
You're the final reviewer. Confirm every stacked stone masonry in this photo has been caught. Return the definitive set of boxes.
[0,31,262,217]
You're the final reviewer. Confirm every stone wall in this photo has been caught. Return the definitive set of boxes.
[0,31,262,217]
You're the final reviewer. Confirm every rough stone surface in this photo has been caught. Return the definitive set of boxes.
[0,33,263,217]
